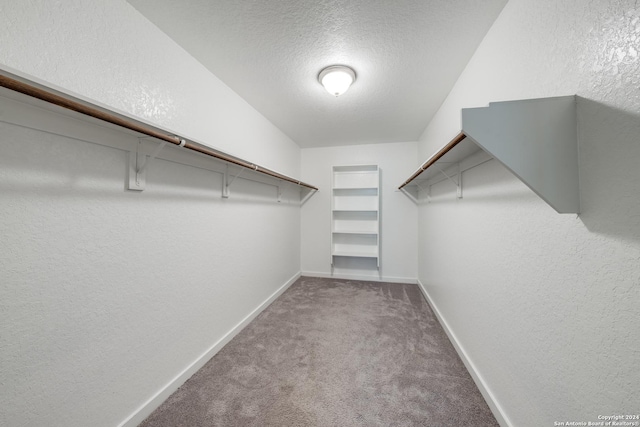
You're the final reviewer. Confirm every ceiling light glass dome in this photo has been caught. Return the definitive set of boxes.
[318,65,356,97]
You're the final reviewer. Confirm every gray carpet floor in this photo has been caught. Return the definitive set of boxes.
[140,277,498,426]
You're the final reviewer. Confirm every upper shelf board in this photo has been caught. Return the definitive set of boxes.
[400,96,579,214]
[0,68,319,195]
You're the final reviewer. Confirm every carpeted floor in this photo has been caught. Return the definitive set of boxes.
[140,277,498,426]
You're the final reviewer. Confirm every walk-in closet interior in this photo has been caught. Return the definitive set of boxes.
[1,1,638,426]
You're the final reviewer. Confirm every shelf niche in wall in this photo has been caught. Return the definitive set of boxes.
[400,96,579,214]
[331,165,380,268]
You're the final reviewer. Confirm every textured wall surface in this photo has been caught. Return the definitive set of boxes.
[301,142,418,282]
[0,94,302,427]
[0,0,300,176]
[417,0,640,425]
[0,1,305,426]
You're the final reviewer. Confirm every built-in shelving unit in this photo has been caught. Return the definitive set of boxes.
[331,165,380,267]
[399,96,579,214]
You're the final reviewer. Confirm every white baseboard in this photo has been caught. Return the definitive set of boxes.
[302,271,417,284]
[118,272,301,427]
[416,279,512,427]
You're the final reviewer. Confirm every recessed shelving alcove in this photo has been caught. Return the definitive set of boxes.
[399,96,579,214]
[331,165,380,268]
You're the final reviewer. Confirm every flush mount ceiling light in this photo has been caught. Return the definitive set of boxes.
[318,65,356,97]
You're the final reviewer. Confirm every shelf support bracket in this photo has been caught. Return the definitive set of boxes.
[400,187,419,204]
[433,163,462,199]
[222,164,244,198]
[127,140,146,191]
[300,188,317,206]
[137,138,168,176]
[457,163,463,199]
[277,185,282,203]
[414,181,430,204]
[127,138,169,191]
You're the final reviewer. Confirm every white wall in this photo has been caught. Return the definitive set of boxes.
[417,0,640,426]
[0,0,299,176]
[0,1,304,426]
[301,142,418,283]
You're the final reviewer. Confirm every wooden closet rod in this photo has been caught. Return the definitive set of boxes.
[0,73,318,191]
[398,132,467,189]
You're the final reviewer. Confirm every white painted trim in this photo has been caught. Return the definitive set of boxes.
[416,279,513,427]
[118,272,302,427]
[302,271,417,284]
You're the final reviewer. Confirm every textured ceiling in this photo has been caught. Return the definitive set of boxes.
[129,0,507,148]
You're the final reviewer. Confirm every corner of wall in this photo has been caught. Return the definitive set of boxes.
[119,272,301,427]
[416,279,513,427]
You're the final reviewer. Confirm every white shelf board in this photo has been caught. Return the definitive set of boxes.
[332,230,379,235]
[332,209,378,213]
[332,251,378,258]
[462,96,578,213]
[333,186,378,190]
[399,96,579,214]
[333,165,378,172]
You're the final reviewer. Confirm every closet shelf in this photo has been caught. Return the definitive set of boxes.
[332,209,378,213]
[332,251,379,258]
[332,230,379,235]
[333,187,379,190]
[0,69,318,199]
[399,96,579,214]
[332,164,380,268]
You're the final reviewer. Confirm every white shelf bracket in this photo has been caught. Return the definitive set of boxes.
[434,163,462,199]
[415,181,431,204]
[277,185,282,203]
[127,138,169,191]
[127,140,145,191]
[222,164,244,198]
[222,165,230,198]
[457,163,463,199]
[137,138,168,176]
[300,188,316,206]
[400,187,419,204]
